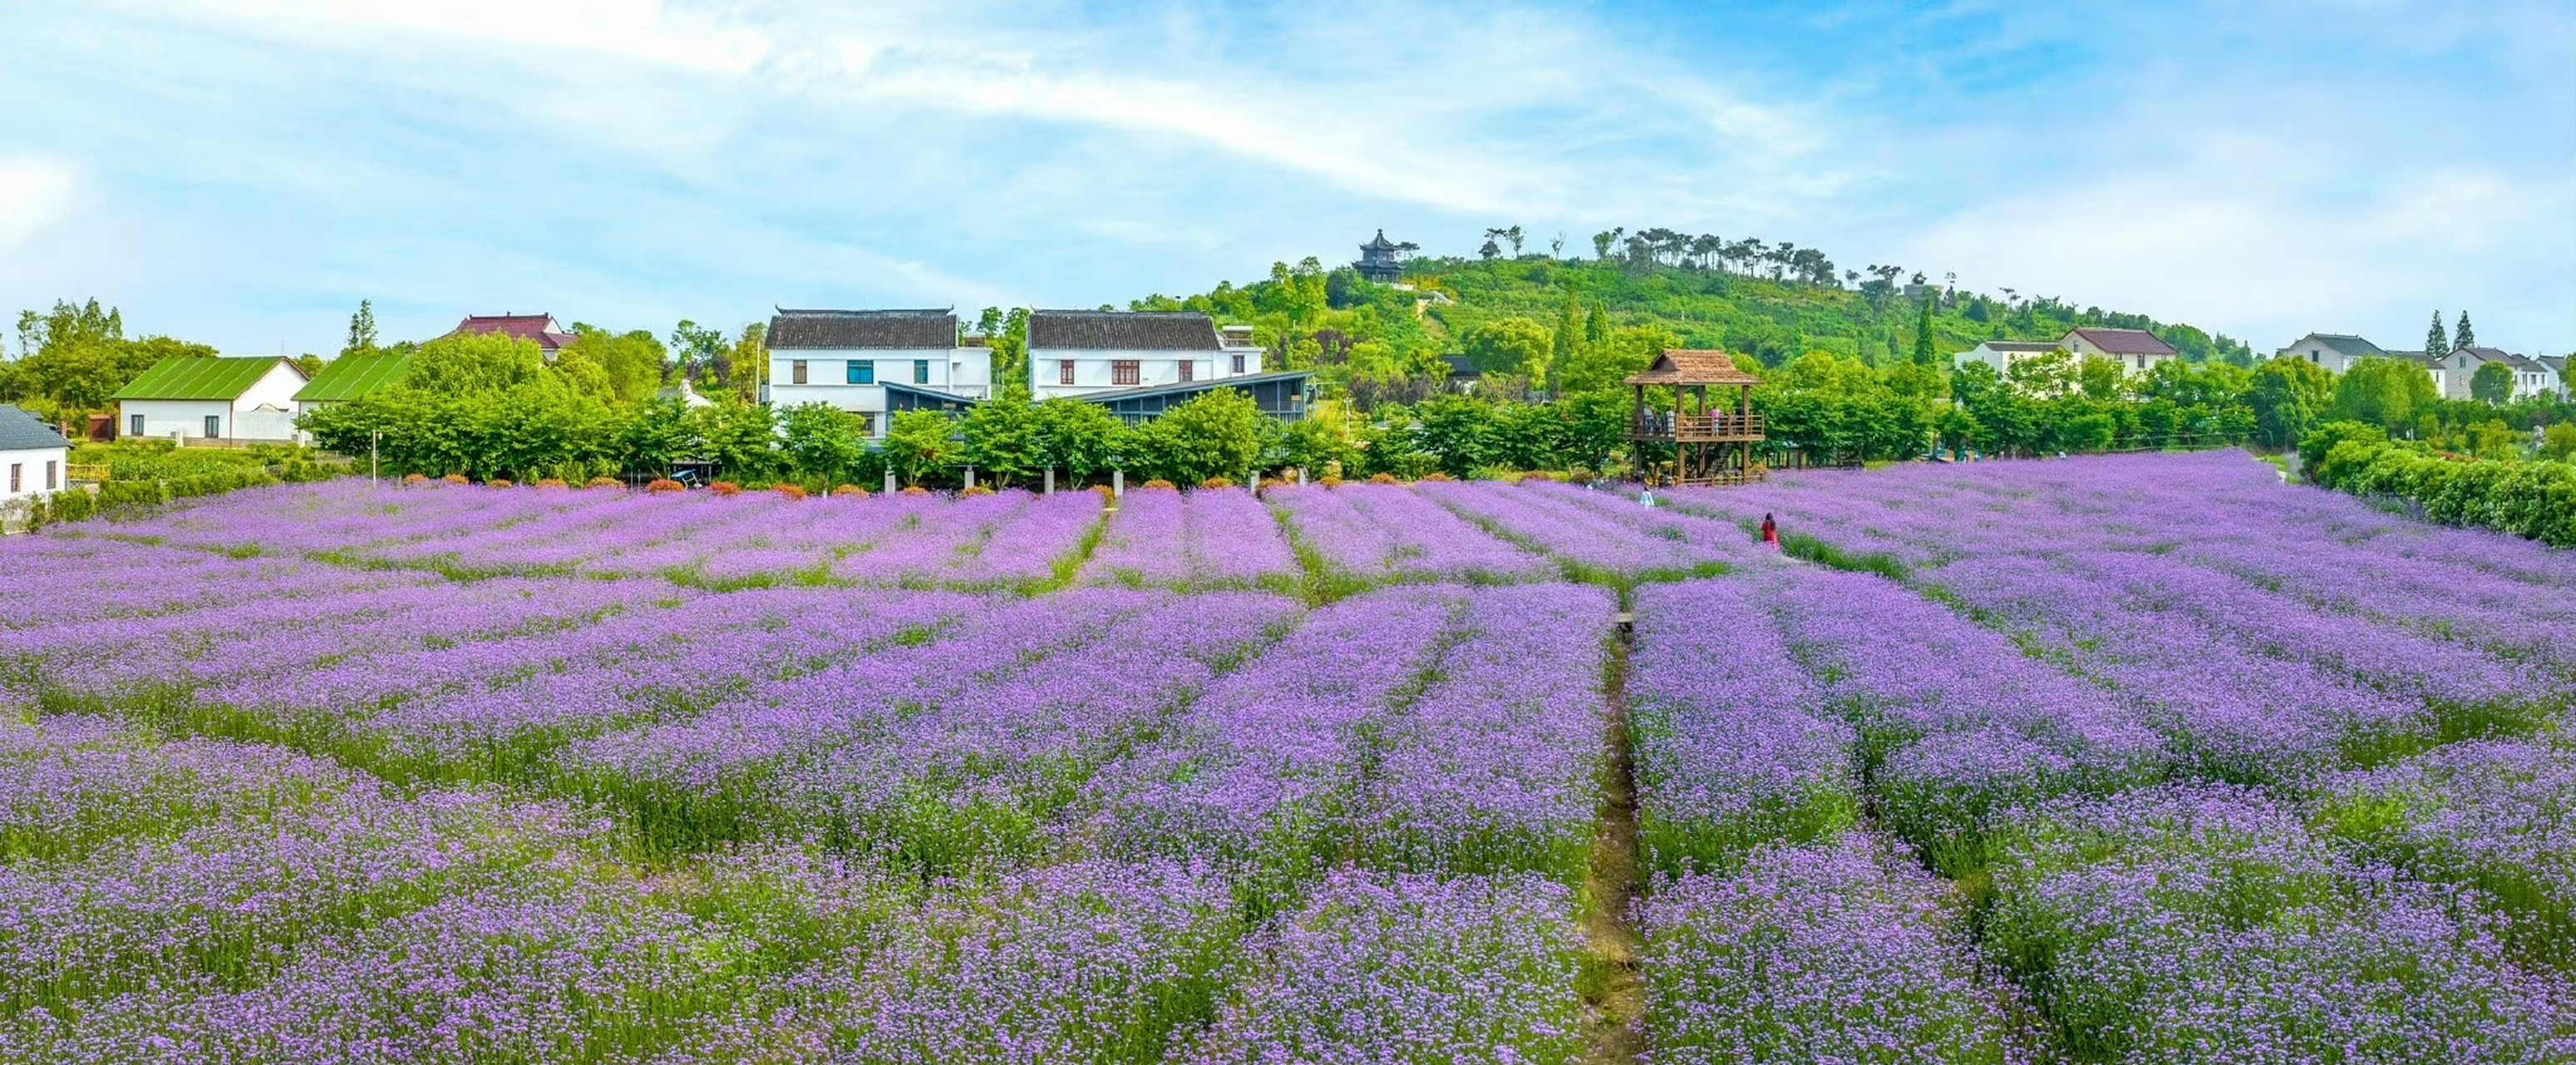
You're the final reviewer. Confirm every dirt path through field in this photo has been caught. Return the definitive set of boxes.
[1579,616,1646,1064]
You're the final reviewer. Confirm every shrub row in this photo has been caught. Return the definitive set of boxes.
[2309,425,2576,547]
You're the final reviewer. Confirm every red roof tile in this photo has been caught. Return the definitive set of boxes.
[451,314,577,350]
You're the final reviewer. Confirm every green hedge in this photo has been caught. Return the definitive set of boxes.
[2311,433,2576,547]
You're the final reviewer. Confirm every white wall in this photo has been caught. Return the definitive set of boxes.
[768,347,990,435]
[1029,347,1263,399]
[2062,334,2174,377]
[236,362,306,440]
[1,446,68,501]
[121,399,233,441]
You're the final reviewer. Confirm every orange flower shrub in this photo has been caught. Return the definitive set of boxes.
[831,484,870,497]
[1420,473,1452,483]
[773,484,808,500]
[534,478,568,488]
[1319,475,1344,488]
[646,478,687,493]
[1367,473,1400,484]
[708,482,742,497]
[441,473,469,486]
[1140,478,1178,492]
[402,473,429,485]
[901,486,932,496]
[1199,477,1235,490]
[586,477,623,490]
[486,478,514,488]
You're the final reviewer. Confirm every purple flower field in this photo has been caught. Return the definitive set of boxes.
[3,457,2571,1063]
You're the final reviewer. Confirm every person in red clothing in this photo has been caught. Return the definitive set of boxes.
[1761,513,1779,548]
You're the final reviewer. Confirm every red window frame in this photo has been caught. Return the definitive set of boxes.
[1059,359,1075,385]
[1113,360,1140,386]
[1178,360,1194,383]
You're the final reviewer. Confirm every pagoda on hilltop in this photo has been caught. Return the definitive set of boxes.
[1354,230,1412,283]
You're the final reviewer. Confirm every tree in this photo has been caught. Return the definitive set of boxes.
[689,399,781,482]
[2542,423,2576,461]
[883,409,959,486]
[1911,290,1937,365]
[668,320,727,384]
[2250,357,2335,448]
[1461,317,1554,385]
[2333,356,2438,431]
[2454,310,2475,349]
[960,394,1040,487]
[2425,310,2449,359]
[2470,360,2514,404]
[561,327,669,404]
[1591,228,1622,260]
[1030,398,1125,480]
[342,300,379,358]
[1478,235,1502,260]
[1122,389,1261,484]
[404,331,548,395]
[778,403,866,486]
[1584,302,1610,344]
[1556,324,1676,397]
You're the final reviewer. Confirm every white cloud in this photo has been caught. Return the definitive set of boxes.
[0,157,82,249]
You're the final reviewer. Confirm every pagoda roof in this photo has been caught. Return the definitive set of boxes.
[1625,349,1759,387]
[1359,229,1399,252]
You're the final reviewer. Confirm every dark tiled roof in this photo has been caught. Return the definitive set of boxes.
[451,314,576,350]
[1029,310,1222,351]
[1626,349,1759,387]
[2285,333,2385,359]
[2067,328,2178,356]
[2459,346,2548,372]
[0,404,69,451]
[768,309,957,349]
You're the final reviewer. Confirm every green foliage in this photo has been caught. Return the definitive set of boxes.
[2298,420,2388,475]
[2469,361,2514,404]
[2454,310,2474,349]
[341,300,379,358]
[2250,358,2335,448]
[2425,310,2449,361]
[1031,399,1126,479]
[2542,424,2576,461]
[883,409,958,487]
[1122,389,1262,485]
[559,327,670,404]
[777,403,866,487]
[2332,357,2438,430]
[1461,317,1554,386]
[2310,436,2576,547]
[404,332,549,395]
[960,395,1040,488]
[2,300,216,419]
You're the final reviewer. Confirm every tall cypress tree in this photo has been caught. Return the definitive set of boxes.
[2425,310,2448,358]
[341,300,379,358]
[1912,291,1937,365]
[1551,292,1581,370]
[1584,303,1610,344]
[2454,310,2475,349]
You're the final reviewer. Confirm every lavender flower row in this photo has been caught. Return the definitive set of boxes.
[1082,488,1299,591]
[1415,479,1743,581]
[2312,740,2576,967]
[1639,834,2042,1065]
[1266,483,1555,583]
[1629,578,1856,877]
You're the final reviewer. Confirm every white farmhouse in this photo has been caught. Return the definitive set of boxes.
[2275,333,2386,374]
[2061,328,2180,376]
[0,404,71,504]
[112,356,308,442]
[2540,355,2570,400]
[1027,310,1264,399]
[2428,346,2556,401]
[766,310,990,437]
[1950,339,2064,377]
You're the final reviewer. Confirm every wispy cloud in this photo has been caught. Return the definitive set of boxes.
[0,157,82,250]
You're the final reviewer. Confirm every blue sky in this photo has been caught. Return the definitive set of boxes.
[2,0,2569,356]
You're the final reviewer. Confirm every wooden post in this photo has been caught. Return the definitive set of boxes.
[1043,467,1055,494]
[884,470,896,494]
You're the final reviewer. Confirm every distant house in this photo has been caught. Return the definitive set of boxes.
[1951,339,2063,377]
[112,356,308,442]
[445,314,578,357]
[0,404,71,503]
[2275,333,2385,374]
[293,351,414,416]
[2430,346,2556,401]
[2539,355,2570,400]
[1025,310,1267,401]
[766,310,990,437]
[2061,328,2180,376]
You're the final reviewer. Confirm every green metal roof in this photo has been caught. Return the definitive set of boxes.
[293,352,414,403]
[111,356,297,401]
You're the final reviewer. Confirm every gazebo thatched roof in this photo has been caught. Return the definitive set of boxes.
[1625,349,1758,387]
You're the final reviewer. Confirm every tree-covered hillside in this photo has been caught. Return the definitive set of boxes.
[1130,241,2257,402]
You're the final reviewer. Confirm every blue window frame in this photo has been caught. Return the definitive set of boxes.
[913,359,931,384]
[846,360,874,384]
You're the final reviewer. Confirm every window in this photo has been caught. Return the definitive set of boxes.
[1059,359,1075,386]
[846,360,874,385]
[129,414,144,438]
[46,461,57,491]
[1231,354,1245,374]
[1178,359,1194,383]
[913,359,930,384]
[1113,360,1140,386]
[864,412,880,437]
[791,359,809,385]
[7,464,17,493]
[204,414,222,438]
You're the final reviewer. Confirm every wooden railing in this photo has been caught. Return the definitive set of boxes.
[1630,412,1765,441]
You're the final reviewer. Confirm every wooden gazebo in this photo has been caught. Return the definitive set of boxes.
[1626,349,1765,487]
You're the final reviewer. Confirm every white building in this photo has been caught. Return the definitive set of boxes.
[0,404,71,505]
[2429,345,2556,402]
[2540,355,2570,400]
[1027,310,1264,399]
[2062,328,2181,376]
[1950,339,2064,377]
[766,310,990,437]
[2275,333,2387,374]
[111,356,308,442]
